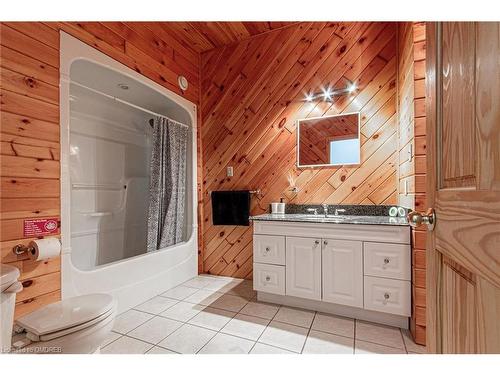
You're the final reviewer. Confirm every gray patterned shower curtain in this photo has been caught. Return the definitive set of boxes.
[147,116,188,252]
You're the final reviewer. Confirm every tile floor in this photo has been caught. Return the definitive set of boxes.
[101,274,427,354]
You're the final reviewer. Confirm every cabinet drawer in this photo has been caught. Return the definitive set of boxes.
[363,242,410,280]
[253,235,285,265]
[363,276,411,316]
[253,263,285,295]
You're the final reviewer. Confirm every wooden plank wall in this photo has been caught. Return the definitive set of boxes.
[0,22,201,318]
[397,22,427,345]
[200,22,398,279]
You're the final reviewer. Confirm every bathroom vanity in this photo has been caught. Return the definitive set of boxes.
[251,209,411,328]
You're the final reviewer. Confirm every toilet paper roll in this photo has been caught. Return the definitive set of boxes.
[28,238,61,261]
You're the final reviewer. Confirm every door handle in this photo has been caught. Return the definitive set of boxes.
[407,208,436,231]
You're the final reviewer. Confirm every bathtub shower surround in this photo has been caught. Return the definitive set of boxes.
[60,33,198,313]
[147,116,189,252]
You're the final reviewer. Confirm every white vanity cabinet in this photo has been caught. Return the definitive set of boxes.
[322,239,363,308]
[285,237,322,300]
[252,219,411,328]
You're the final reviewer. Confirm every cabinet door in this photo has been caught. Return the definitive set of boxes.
[285,237,322,300]
[322,239,363,308]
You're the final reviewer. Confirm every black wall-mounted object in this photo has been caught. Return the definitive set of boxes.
[211,190,250,226]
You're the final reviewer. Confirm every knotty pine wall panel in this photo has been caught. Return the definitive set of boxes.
[200,22,398,279]
[0,22,201,318]
[397,22,427,345]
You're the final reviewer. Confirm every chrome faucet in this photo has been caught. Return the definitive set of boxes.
[334,208,346,216]
[307,208,318,216]
[322,204,329,217]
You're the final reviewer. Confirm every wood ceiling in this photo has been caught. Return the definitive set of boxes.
[162,22,297,52]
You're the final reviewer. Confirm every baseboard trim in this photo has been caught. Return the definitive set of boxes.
[257,292,409,329]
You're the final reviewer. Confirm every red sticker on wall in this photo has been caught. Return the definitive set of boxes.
[23,218,59,237]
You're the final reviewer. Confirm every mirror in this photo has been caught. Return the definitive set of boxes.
[297,112,360,168]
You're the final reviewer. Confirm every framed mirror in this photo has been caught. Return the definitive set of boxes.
[297,112,361,168]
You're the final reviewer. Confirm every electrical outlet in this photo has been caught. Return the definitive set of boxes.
[226,166,233,177]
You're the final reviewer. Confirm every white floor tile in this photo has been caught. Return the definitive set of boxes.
[160,301,204,322]
[127,316,183,344]
[161,285,199,300]
[355,340,407,354]
[187,307,235,331]
[184,289,224,305]
[221,313,270,341]
[134,296,178,315]
[198,333,255,354]
[273,306,315,328]
[146,346,178,354]
[240,301,279,320]
[112,310,154,334]
[101,336,153,354]
[224,280,256,299]
[209,293,248,312]
[198,274,220,280]
[101,275,413,355]
[250,343,295,354]
[203,278,242,292]
[258,321,309,353]
[311,313,355,338]
[402,329,427,354]
[302,330,354,354]
[355,320,405,349]
[157,324,216,354]
[183,276,214,289]
[100,331,122,348]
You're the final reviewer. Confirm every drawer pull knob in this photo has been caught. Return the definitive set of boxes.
[383,258,390,264]
[265,276,271,282]
[265,247,271,252]
[22,280,33,288]
[314,240,320,245]
[323,240,328,245]
[384,293,390,300]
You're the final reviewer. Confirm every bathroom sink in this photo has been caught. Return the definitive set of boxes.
[274,214,355,222]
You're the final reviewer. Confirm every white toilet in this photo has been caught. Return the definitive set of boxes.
[1,264,116,354]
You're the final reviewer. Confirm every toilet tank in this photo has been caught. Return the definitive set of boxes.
[1,264,22,353]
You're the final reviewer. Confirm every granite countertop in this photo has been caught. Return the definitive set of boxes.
[250,213,409,226]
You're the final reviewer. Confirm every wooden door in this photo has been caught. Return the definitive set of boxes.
[285,237,322,301]
[425,22,500,353]
[322,239,363,308]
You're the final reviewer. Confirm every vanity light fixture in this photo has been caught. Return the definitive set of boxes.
[303,80,357,102]
[322,87,333,101]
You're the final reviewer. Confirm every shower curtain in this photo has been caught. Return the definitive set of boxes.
[147,116,188,252]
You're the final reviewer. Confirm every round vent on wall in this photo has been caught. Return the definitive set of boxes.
[178,75,188,91]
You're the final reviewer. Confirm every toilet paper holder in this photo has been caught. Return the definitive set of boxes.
[12,244,36,256]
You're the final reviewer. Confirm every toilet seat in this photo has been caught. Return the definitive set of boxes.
[15,293,115,342]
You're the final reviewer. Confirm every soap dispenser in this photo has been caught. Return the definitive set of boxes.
[278,198,286,214]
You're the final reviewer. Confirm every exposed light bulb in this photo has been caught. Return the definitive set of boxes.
[323,88,332,101]
[305,92,314,102]
[347,83,357,93]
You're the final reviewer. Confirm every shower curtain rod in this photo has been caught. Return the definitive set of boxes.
[70,80,190,128]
